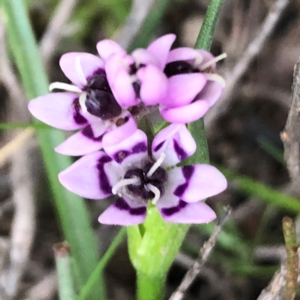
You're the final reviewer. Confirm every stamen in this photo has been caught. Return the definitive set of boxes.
[194,52,203,68]
[112,177,141,195]
[147,153,166,177]
[75,56,88,86]
[202,73,226,87]
[130,75,138,83]
[147,184,161,204]
[79,92,87,112]
[199,53,227,71]
[49,82,82,93]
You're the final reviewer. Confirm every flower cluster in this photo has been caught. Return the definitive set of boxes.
[28,34,227,226]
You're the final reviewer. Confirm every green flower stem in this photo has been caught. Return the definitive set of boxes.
[137,272,166,300]
[129,207,188,300]
[128,1,225,299]
[54,243,76,300]
[2,1,105,298]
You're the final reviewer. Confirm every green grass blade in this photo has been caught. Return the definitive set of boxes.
[220,166,300,213]
[77,228,126,300]
[2,1,105,298]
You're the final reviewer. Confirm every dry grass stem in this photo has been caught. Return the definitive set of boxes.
[40,0,78,67]
[114,0,155,49]
[26,272,57,300]
[0,128,34,168]
[205,0,290,128]
[169,207,232,300]
[281,57,300,181]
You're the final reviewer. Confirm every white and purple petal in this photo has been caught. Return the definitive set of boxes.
[160,100,210,124]
[197,78,224,107]
[173,165,227,203]
[147,34,176,69]
[167,47,199,64]
[110,69,138,108]
[28,93,88,130]
[59,52,104,88]
[137,65,168,106]
[102,114,138,150]
[55,124,105,156]
[158,198,216,224]
[152,124,196,167]
[59,151,121,199]
[98,197,147,225]
[104,129,148,165]
[132,49,160,68]
[96,39,126,61]
[162,73,207,107]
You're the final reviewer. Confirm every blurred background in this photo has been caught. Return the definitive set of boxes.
[0,0,299,299]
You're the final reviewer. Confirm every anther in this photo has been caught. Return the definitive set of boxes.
[75,56,88,86]
[49,82,82,93]
[147,153,166,177]
[147,184,161,204]
[199,53,227,71]
[112,177,141,195]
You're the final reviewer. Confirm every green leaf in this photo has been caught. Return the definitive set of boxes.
[77,228,126,300]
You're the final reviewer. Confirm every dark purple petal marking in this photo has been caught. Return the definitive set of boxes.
[173,139,187,161]
[161,200,187,216]
[132,142,147,153]
[174,165,195,197]
[114,142,147,163]
[153,141,164,152]
[164,60,196,77]
[73,98,88,125]
[97,155,113,195]
[182,165,194,180]
[114,197,146,216]
[82,125,104,141]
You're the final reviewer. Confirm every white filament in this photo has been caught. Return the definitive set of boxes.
[112,177,141,195]
[75,56,88,86]
[194,52,203,68]
[147,153,166,177]
[49,82,82,93]
[200,53,227,71]
[147,184,160,204]
[202,73,226,87]
[79,92,88,112]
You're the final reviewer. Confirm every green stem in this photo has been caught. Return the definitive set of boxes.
[2,1,105,298]
[195,0,224,51]
[54,243,76,300]
[137,272,166,300]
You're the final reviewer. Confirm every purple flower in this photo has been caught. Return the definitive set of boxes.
[160,48,226,123]
[58,124,227,225]
[28,52,137,156]
[96,34,176,108]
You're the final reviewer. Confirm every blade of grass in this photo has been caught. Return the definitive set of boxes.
[77,228,126,300]
[220,166,300,213]
[2,1,105,298]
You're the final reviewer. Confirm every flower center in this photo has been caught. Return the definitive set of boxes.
[124,162,167,202]
[82,71,122,120]
[112,154,168,204]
